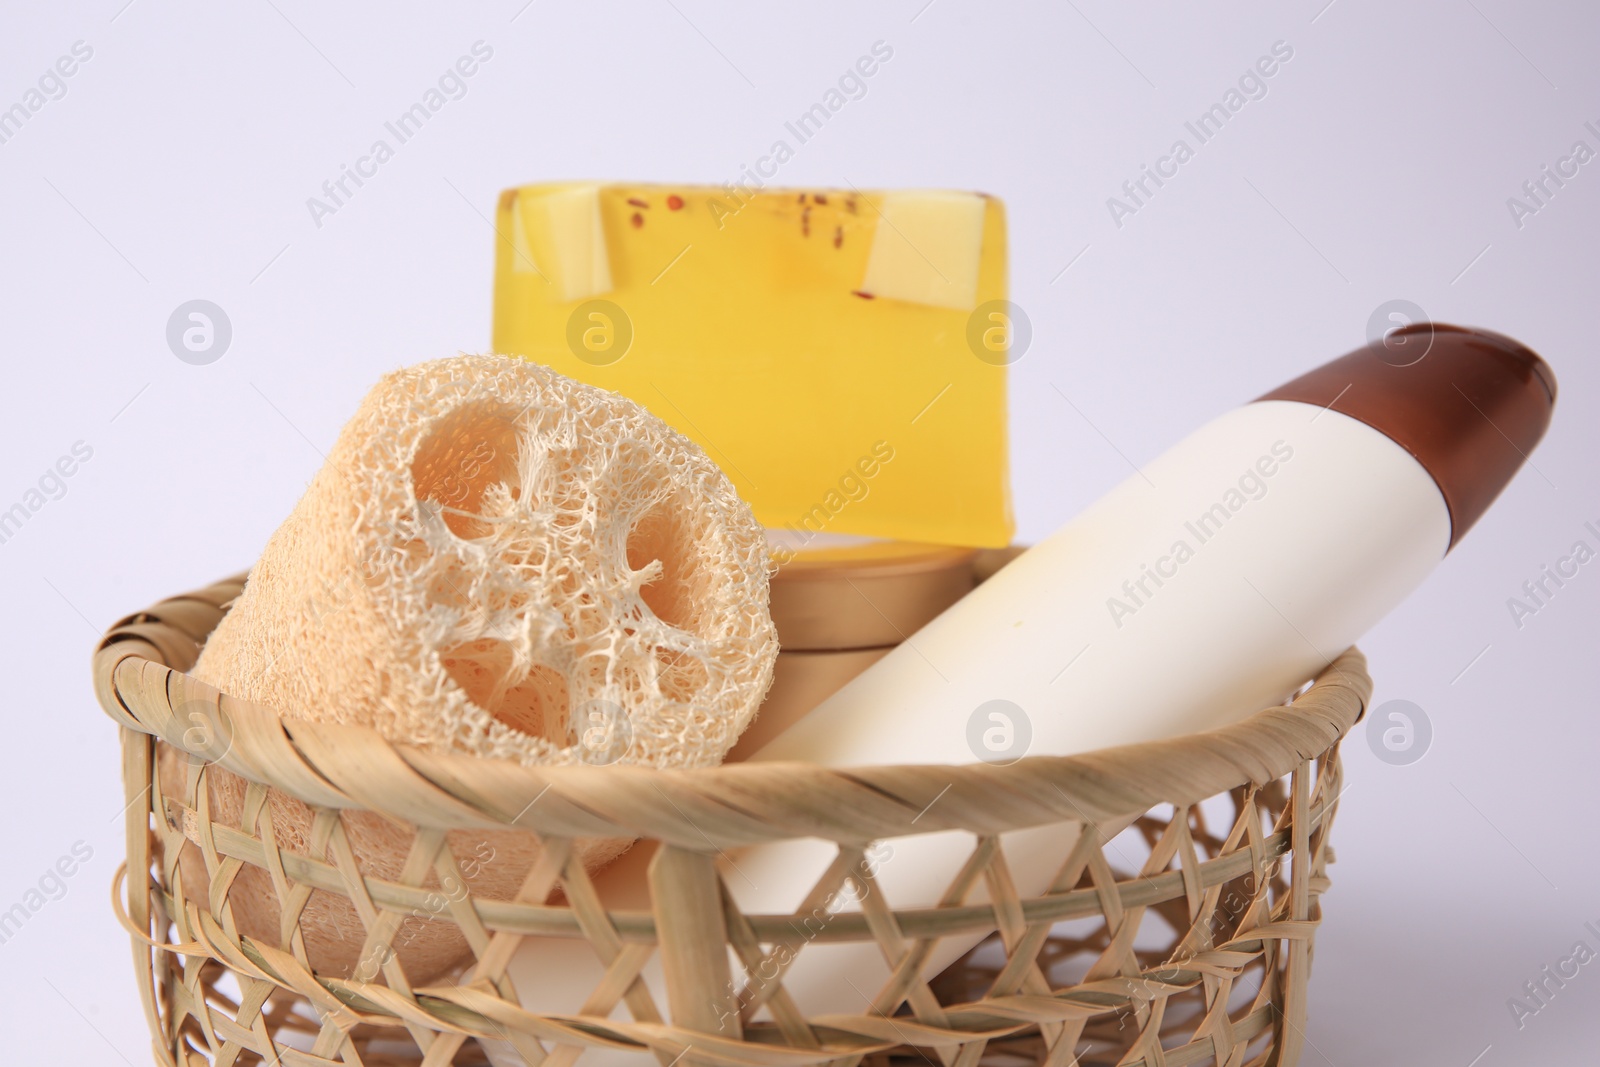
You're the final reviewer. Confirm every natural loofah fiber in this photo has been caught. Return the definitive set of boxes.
[167,354,777,982]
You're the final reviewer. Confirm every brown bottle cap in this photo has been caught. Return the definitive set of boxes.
[1257,323,1556,549]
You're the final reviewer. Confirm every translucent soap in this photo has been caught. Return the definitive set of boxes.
[491,182,1013,548]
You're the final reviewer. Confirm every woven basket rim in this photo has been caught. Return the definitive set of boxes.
[94,572,1371,849]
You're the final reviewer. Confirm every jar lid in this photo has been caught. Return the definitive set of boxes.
[724,646,894,763]
[768,540,978,651]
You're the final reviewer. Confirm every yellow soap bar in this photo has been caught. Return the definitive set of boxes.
[492,182,1014,548]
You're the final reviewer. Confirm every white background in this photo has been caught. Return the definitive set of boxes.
[2,1,1596,1063]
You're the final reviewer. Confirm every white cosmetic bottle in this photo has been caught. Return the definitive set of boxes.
[486,325,1555,1065]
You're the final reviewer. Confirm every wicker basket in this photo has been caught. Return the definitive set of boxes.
[94,573,1369,1067]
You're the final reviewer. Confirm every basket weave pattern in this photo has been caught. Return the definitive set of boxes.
[95,575,1369,1067]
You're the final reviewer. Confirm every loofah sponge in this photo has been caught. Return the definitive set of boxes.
[165,353,777,982]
